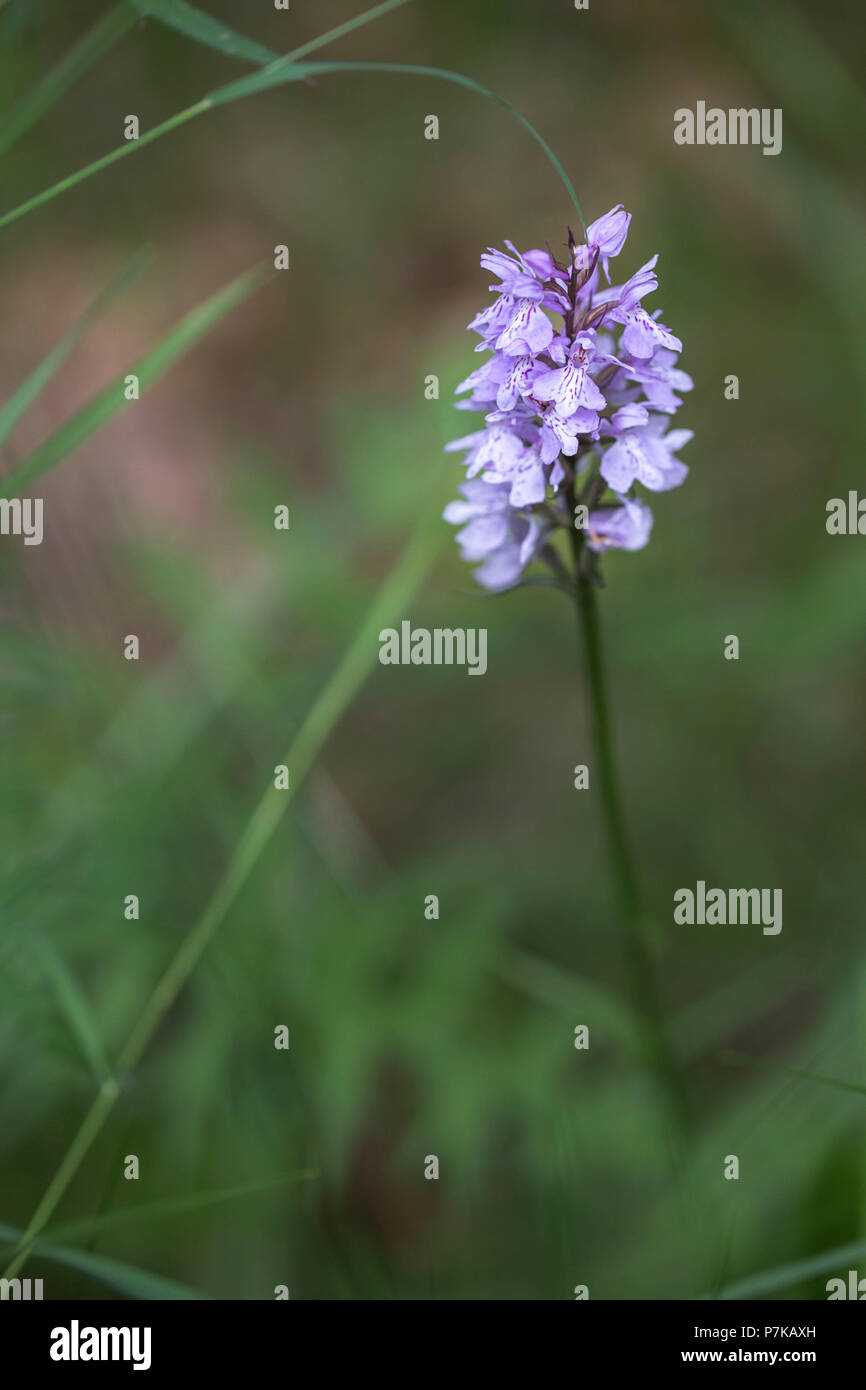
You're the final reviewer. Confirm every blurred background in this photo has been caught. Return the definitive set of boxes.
[0,0,864,1299]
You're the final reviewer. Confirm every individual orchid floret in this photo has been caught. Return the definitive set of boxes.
[480,241,559,298]
[538,408,587,468]
[444,422,526,481]
[613,305,682,359]
[599,415,692,494]
[482,439,548,508]
[586,496,654,552]
[466,294,518,349]
[454,355,511,409]
[594,255,659,315]
[444,479,548,591]
[495,355,543,411]
[494,297,555,356]
[532,331,608,415]
[575,204,631,283]
[621,348,694,413]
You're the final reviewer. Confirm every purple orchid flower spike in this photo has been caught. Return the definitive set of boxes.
[444,206,692,593]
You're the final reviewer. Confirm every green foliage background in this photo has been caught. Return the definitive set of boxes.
[0,0,864,1299]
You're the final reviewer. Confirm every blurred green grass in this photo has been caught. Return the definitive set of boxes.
[0,0,865,1299]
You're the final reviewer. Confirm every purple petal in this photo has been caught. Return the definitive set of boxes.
[495,300,554,356]
[586,204,631,259]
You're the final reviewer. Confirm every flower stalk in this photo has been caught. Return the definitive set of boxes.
[567,504,687,1129]
[446,206,695,1127]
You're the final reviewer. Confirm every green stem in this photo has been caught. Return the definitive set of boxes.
[1,1080,120,1280]
[0,0,418,233]
[574,570,641,918]
[567,506,687,1129]
[0,51,583,236]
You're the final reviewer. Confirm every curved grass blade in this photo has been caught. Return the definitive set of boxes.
[0,4,138,160]
[0,0,417,174]
[130,0,278,66]
[212,60,585,227]
[0,247,150,450]
[0,1225,205,1299]
[702,1238,866,1301]
[0,262,269,498]
[0,5,583,234]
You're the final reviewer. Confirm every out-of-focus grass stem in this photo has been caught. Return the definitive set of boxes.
[1,512,439,1281]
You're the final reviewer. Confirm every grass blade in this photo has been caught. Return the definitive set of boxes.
[704,1238,866,1301]
[0,247,150,450]
[0,0,418,190]
[721,1049,866,1098]
[1,509,439,1279]
[492,947,641,1054]
[0,262,269,498]
[45,1170,317,1245]
[0,1225,205,1299]
[0,99,212,233]
[115,509,440,1074]
[0,4,138,160]
[130,0,278,65]
[278,0,416,62]
[212,60,584,226]
[0,2,584,235]
[133,0,416,67]
[35,938,114,1086]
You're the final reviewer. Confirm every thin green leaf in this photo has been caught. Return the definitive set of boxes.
[0,262,269,498]
[0,0,417,182]
[130,0,278,66]
[45,1170,318,1245]
[492,947,641,1055]
[133,0,417,68]
[0,1,583,234]
[0,4,138,159]
[278,0,416,63]
[0,247,150,450]
[115,508,440,1074]
[703,1238,866,1301]
[721,1049,866,1098]
[0,99,212,233]
[35,937,114,1086]
[3,508,440,1279]
[0,1225,205,1299]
